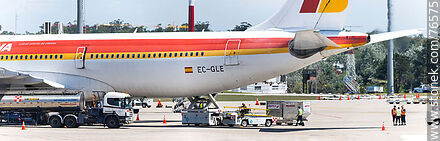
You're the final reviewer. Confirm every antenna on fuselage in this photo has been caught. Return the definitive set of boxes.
[313,0,331,29]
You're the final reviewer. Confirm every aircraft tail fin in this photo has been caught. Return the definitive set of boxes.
[247,0,349,32]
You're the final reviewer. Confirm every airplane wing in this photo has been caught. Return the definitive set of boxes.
[0,67,65,90]
[367,29,423,45]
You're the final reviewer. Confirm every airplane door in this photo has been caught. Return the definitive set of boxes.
[224,40,241,66]
[75,47,87,69]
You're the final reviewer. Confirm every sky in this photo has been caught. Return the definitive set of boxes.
[0,0,426,34]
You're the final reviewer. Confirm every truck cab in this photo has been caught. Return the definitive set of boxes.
[101,92,134,125]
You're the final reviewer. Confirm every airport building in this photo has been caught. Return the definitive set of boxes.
[231,76,288,93]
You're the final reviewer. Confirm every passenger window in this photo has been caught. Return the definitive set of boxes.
[50,55,53,59]
[122,54,125,58]
[34,55,37,59]
[158,53,162,58]
[25,55,28,60]
[190,52,193,56]
[30,55,33,60]
[142,54,146,58]
[185,52,188,57]
[148,54,151,58]
[169,53,172,57]
[111,54,114,58]
[40,55,43,59]
[137,54,140,58]
[45,55,48,59]
[1,56,3,60]
[101,54,104,58]
[127,54,130,58]
[132,54,135,58]
[5,56,8,60]
[95,54,99,58]
[106,54,109,58]
[90,54,93,59]
[116,54,120,58]
[196,52,199,56]
[55,55,58,59]
[174,53,177,57]
[180,53,183,57]
[201,52,205,56]
[60,55,63,59]
[153,53,156,58]
[164,53,167,58]
[15,55,18,59]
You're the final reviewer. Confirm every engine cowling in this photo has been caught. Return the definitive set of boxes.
[288,30,339,59]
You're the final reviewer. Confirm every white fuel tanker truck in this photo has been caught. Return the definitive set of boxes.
[0,92,133,128]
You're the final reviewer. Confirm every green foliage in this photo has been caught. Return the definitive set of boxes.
[230,22,252,31]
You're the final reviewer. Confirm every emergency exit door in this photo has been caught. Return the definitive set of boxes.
[75,47,87,69]
[224,40,241,66]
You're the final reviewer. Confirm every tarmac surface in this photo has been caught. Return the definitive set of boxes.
[0,99,427,141]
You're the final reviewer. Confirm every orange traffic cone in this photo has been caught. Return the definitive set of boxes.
[416,93,420,98]
[339,96,342,100]
[357,95,360,100]
[382,122,385,131]
[136,114,140,121]
[163,115,167,124]
[255,98,260,105]
[404,94,406,99]
[347,96,350,100]
[379,95,382,99]
[21,121,26,130]
[318,96,321,100]
[157,99,163,108]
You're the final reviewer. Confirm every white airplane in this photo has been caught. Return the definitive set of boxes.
[0,0,420,101]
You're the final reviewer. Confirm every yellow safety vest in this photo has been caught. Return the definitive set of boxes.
[298,108,303,116]
[396,110,401,116]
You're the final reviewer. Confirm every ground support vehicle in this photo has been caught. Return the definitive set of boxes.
[266,101,311,125]
[0,91,133,128]
[220,107,274,127]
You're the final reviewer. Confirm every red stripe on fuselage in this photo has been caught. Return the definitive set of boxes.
[0,36,367,55]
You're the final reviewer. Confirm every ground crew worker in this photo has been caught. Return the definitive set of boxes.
[391,106,397,125]
[239,103,247,117]
[296,106,304,126]
[401,106,406,125]
[396,107,401,125]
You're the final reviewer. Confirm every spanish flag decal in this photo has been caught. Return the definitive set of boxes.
[185,67,193,73]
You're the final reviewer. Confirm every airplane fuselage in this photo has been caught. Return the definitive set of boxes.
[0,31,367,98]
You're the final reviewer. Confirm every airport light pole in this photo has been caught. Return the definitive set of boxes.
[188,0,195,32]
[387,0,394,95]
[77,0,85,34]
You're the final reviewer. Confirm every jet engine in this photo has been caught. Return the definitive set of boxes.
[288,30,340,59]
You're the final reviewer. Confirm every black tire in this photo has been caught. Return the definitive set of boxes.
[287,123,294,125]
[276,122,282,125]
[64,116,79,128]
[49,116,63,128]
[265,120,272,127]
[142,104,147,108]
[253,124,258,127]
[133,109,140,114]
[228,124,234,127]
[106,116,120,128]
[241,120,248,127]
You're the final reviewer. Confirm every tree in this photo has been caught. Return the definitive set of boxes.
[194,21,211,32]
[231,22,252,31]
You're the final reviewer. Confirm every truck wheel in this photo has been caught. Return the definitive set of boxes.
[142,104,147,108]
[49,116,63,128]
[265,120,272,127]
[106,116,120,128]
[287,123,294,125]
[64,116,79,128]
[276,122,282,125]
[133,109,140,114]
[241,120,248,127]
[228,124,234,127]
